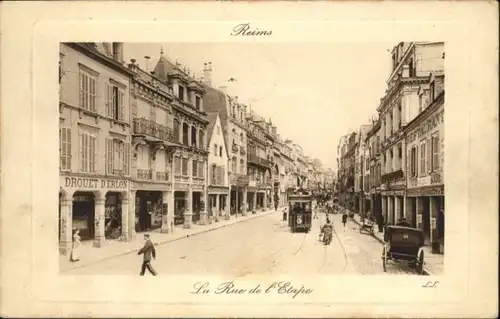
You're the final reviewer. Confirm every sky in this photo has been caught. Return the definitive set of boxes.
[124,43,394,170]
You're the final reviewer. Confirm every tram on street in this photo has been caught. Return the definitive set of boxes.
[288,188,313,233]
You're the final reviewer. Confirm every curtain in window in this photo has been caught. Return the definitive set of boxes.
[60,128,71,170]
[192,160,198,177]
[432,134,440,171]
[174,156,181,174]
[182,158,188,176]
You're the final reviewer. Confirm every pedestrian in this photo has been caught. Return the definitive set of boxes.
[138,233,157,276]
[70,228,81,262]
[342,211,348,229]
[313,207,318,219]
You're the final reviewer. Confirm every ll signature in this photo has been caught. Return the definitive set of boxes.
[421,281,439,288]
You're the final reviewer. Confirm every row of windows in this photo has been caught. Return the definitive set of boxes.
[59,128,129,175]
[408,134,440,177]
[173,119,205,148]
[173,156,205,177]
[177,84,202,111]
[79,71,126,122]
[230,156,246,174]
[211,165,226,185]
[213,144,223,157]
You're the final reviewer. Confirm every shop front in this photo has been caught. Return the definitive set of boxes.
[131,181,173,235]
[59,174,130,254]
[208,186,229,219]
[407,183,444,253]
[246,185,256,213]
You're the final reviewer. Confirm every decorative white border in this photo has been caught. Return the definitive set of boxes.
[1,2,497,318]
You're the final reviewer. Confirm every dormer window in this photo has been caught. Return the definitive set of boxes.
[178,85,185,102]
[195,95,201,110]
[429,81,435,103]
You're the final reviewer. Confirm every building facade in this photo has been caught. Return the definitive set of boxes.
[354,125,371,215]
[151,53,210,229]
[246,112,274,212]
[59,42,133,254]
[378,41,444,226]
[404,73,445,253]
[206,112,230,221]
[365,119,382,224]
[202,68,250,217]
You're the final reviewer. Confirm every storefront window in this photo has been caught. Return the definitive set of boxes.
[72,192,95,240]
[105,193,122,239]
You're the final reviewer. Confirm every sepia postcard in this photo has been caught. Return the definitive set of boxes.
[0,1,498,318]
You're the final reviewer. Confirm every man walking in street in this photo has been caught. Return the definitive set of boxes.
[138,233,157,276]
[342,210,348,230]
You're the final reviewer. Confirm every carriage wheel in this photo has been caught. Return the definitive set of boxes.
[382,246,387,272]
[416,248,425,275]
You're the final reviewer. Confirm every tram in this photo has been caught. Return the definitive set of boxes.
[288,188,313,233]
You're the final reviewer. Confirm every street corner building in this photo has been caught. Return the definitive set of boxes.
[58,43,211,255]
[337,41,445,255]
[59,42,134,254]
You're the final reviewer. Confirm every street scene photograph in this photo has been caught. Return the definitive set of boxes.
[58,41,445,277]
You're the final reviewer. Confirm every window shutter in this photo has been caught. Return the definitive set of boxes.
[80,133,87,173]
[90,78,96,112]
[426,138,432,173]
[90,135,96,173]
[119,90,125,121]
[105,83,111,117]
[124,142,130,176]
[79,73,84,108]
[106,138,114,174]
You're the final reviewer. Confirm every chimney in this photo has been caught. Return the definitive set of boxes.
[112,43,124,63]
[128,58,137,71]
[203,62,213,86]
[144,56,151,72]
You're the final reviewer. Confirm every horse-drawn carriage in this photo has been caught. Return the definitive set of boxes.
[359,218,375,234]
[382,225,426,274]
[288,189,312,233]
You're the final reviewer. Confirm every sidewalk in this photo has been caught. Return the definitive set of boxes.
[343,208,444,276]
[60,209,278,272]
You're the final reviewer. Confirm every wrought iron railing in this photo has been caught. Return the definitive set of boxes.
[381,169,404,184]
[137,169,152,180]
[247,153,272,167]
[156,171,169,181]
[112,169,125,176]
[133,118,175,142]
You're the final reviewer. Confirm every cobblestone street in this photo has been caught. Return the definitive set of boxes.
[63,210,421,276]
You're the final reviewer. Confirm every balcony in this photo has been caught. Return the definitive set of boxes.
[381,169,404,184]
[137,169,153,180]
[133,118,175,142]
[247,153,272,168]
[156,171,169,181]
[229,174,249,186]
[112,169,125,177]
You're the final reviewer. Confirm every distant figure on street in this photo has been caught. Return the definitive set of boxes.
[313,207,318,219]
[342,211,348,229]
[377,214,384,233]
[138,233,157,276]
[321,218,333,244]
[396,217,411,227]
[70,228,81,262]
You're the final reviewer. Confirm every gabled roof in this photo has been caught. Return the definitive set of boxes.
[153,55,176,82]
[202,84,230,152]
[206,111,219,144]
